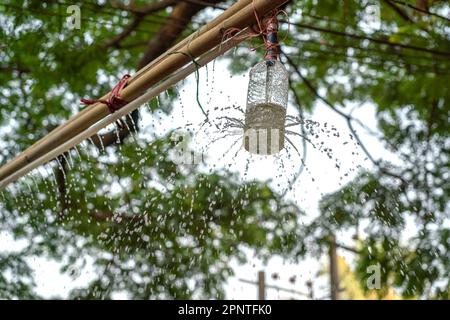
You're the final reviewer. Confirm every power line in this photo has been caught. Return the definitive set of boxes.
[238,278,309,298]
[79,0,196,26]
[5,1,446,58]
[287,21,450,57]
[0,3,171,39]
[44,0,195,32]
[389,0,450,23]
[283,41,443,70]
[2,1,447,68]
[177,0,227,11]
[284,46,448,75]
[60,0,207,27]
[301,1,450,24]
[65,0,198,39]
[3,3,445,74]
[0,0,201,38]
[297,13,436,42]
[288,37,448,63]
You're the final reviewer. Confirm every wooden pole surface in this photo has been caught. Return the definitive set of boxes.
[0,0,290,182]
[329,234,340,300]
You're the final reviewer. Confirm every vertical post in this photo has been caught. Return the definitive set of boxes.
[264,14,279,61]
[329,234,340,300]
[306,279,314,300]
[258,271,266,300]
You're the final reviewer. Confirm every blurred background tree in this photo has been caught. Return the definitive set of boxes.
[317,255,401,299]
[0,0,448,299]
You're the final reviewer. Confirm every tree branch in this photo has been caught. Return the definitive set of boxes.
[102,16,143,49]
[390,0,450,22]
[383,0,415,23]
[0,66,30,75]
[383,0,436,37]
[137,0,222,69]
[110,0,179,15]
[179,0,227,10]
[336,242,361,255]
[113,41,149,49]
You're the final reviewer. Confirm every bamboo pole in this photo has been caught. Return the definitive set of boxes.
[32,0,254,145]
[1,0,254,175]
[0,0,289,182]
[0,35,246,190]
[131,0,254,80]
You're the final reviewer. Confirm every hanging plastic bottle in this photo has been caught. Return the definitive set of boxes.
[243,14,289,155]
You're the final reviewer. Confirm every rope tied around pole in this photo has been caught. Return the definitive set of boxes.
[220,1,289,61]
[262,12,280,61]
[81,74,131,113]
[0,0,292,188]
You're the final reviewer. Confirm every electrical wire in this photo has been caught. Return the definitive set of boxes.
[285,47,448,75]
[297,13,439,42]
[288,38,449,63]
[389,0,450,23]
[0,3,159,38]
[285,20,450,57]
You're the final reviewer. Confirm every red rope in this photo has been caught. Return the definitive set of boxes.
[263,12,280,60]
[81,74,131,113]
[221,2,289,61]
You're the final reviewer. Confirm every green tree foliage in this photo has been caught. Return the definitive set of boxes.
[0,0,449,299]
[1,137,304,298]
[0,0,306,299]
[287,0,448,299]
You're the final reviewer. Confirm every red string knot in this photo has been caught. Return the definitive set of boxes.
[81,74,131,114]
